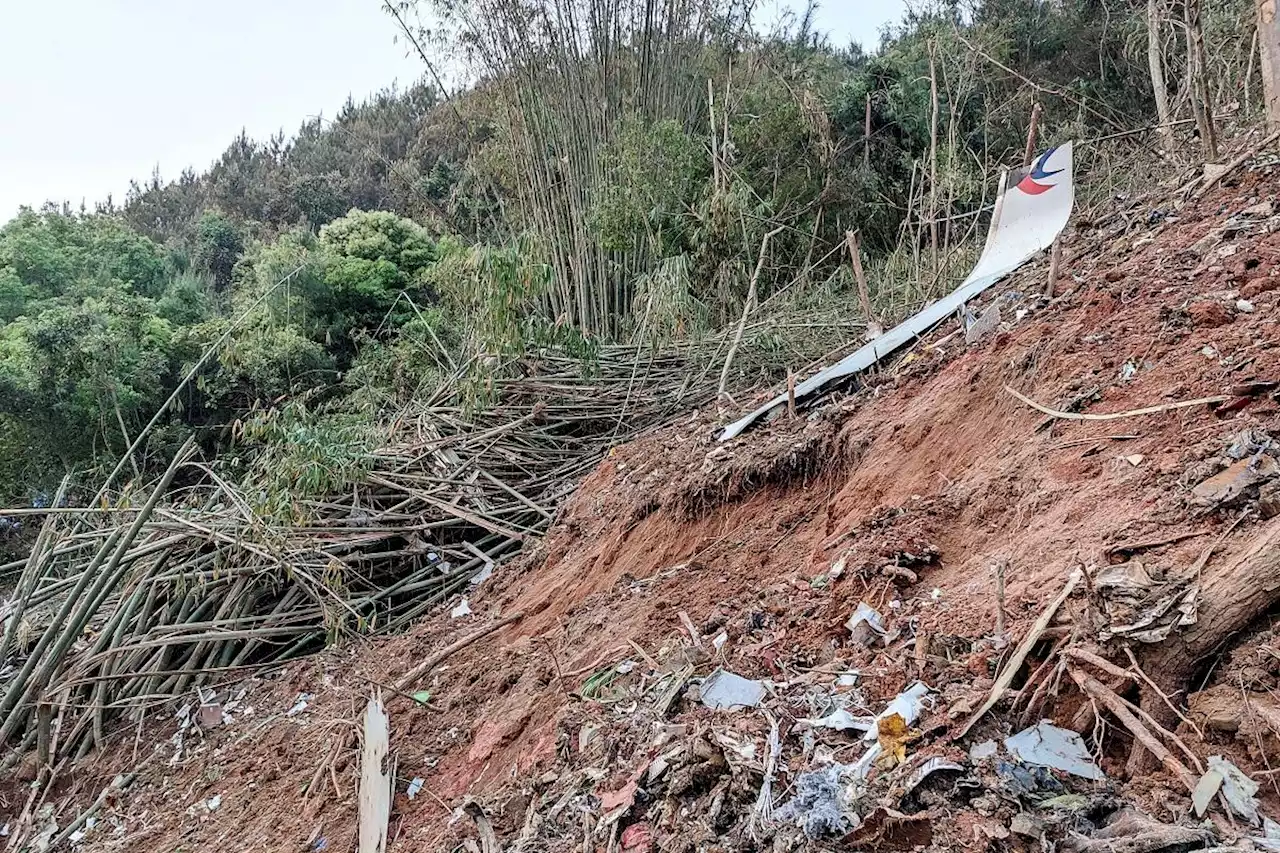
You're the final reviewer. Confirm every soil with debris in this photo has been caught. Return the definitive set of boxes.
[8,166,1280,853]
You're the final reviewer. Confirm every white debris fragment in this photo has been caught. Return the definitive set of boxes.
[204,794,222,812]
[846,602,886,646]
[286,693,315,717]
[469,561,495,586]
[835,672,859,688]
[865,681,932,742]
[1237,299,1255,313]
[1191,766,1223,817]
[1209,755,1260,825]
[407,778,425,800]
[1005,721,1104,780]
[712,632,729,651]
[969,740,998,762]
[797,707,874,732]
[450,598,472,618]
[700,669,766,710]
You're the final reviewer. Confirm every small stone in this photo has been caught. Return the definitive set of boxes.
[1237,299,1256,313]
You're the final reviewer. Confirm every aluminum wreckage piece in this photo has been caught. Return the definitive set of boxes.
[719,142,1075,442]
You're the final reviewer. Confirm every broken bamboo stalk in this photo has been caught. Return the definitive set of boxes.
[957,568,1082,738]
[1069,667,1198,792]
[1004,385,1228,421]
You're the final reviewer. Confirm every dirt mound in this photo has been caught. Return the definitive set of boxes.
[9,165,1280,852]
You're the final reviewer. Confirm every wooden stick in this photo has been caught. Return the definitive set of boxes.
[1069,667,1198,792]
[844,230,878,333]
[718,227,784,399]
[1005,385,1228,421]
[957,568,1082,738]
[787,372,797,418]
[1044,236,1063,298]
[1193,129,1280,198]
[394,613,523,691]
[1022,102,1043,167]
[50,772,135,848]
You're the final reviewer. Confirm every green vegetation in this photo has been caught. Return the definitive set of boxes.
[0,0,1260,502]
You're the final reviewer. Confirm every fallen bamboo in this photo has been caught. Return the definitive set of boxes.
[957,568,1083,738]
[1005,385,1228,421]
[394,613,524,691]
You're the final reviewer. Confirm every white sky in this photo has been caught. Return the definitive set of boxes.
[0,0,907,222]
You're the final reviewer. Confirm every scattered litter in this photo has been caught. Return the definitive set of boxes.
[1095,560,1199,643]
[1256,818,1280,852]
[286,693,314,717]
[836,672,859,688]
[620,822,653,853]
[407,778,425,800]
[996,760,1063,797]
[1192,454,1280,507]
[1202,345,1220,359]
[876,712,917,768]
[1237,298,1256,313]
[450,598,472,618]
[411,690,432,706]
[699,669,766,710]
[469,560,495,586]
[197,702,223,729]
[712,631,728,651]
[1191,766,1222,817]
[901,756,964,798]
[1123,454,1144,467]
[867,681,931,741]
[969,740,998,762]
[773,763,856,838]
[846,602,886,647]
[1005,721,1104,780]
[1208,755,1260,824]
[965,303,1002,345]
[1010,811,1045,838]
[798,707,872,732]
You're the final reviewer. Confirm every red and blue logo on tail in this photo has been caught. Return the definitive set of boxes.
[1016,146,1063,195]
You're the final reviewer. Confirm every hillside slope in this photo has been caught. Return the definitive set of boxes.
[11,155,1280,852]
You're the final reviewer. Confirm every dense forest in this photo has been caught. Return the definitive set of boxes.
[0,0,1261,506]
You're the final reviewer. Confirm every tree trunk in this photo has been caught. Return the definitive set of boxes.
[1184,0,1219,161]
[1262,0,1280,130]
[1147,0,1177,152]
[1141,517,1280,689]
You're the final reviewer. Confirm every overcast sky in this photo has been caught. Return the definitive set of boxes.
[0,0,908,222]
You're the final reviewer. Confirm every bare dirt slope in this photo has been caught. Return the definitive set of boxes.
[9,163,1280,852]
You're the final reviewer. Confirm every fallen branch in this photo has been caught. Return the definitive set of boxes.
[394,613,523,691]
[50,772,136,848]
[1069,667,1198,792]
[957,568,1083,738]
[1005,385,1228,422]
[1193,129,1280,199]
